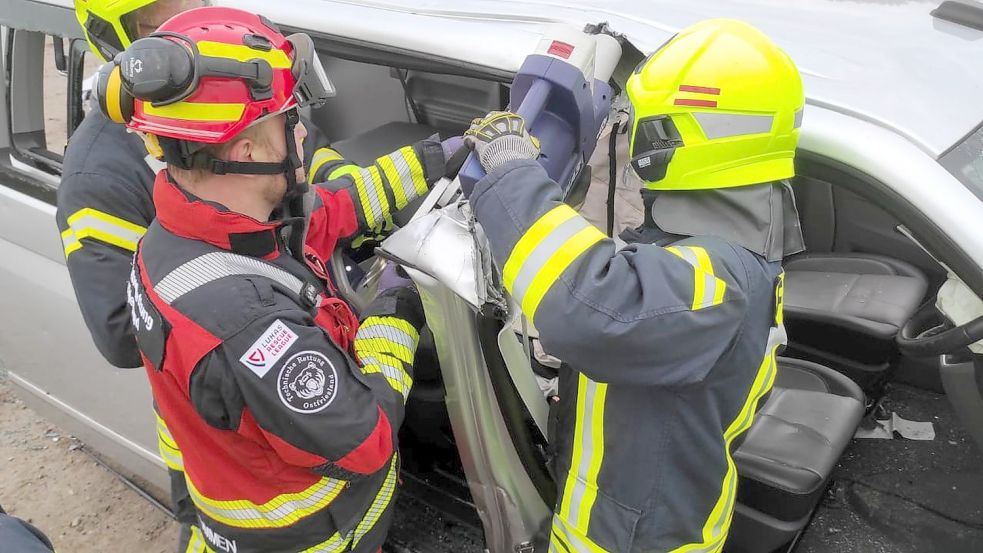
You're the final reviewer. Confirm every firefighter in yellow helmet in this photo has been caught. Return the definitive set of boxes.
[462,19,805,551]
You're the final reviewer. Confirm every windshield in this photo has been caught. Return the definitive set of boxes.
[941,123,983,202]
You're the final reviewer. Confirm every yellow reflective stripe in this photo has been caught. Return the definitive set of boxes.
[503,205,606,322]
[360,317,419,342]
[301,531,351,553]
[352,455,399,547]
[186,474,347,529]
[61,228,82,257]
[551,517,609,553]
[775,271,785,325]
[333,165,384,228]
[665,246,727,311]
[185,525,207,553]
[308,148,344,183]
[196,41,292,68]
[361,358,413,401]
[559,374,607,535]
[377,155,408,209]
[399,146,429,196]
[355,336,413,365]
[143,102,246,123]
[504,205,577,287]
[367,165,392,225]
[670,340,779,553]
[63,208,147,257]
[521,225,604,321]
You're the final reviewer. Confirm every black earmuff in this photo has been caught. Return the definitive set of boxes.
[118,36,196,104]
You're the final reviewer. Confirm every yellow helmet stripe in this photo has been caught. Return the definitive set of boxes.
[143,102,246,123]
[196,41,292,69]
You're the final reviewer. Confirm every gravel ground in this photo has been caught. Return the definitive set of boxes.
[0,379,180,553]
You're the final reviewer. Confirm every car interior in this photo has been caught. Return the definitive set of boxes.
[7,26,982,553]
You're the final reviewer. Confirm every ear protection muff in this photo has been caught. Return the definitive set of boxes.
[95,62,134,124]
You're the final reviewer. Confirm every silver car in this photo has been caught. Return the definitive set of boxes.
[1,1,981,551]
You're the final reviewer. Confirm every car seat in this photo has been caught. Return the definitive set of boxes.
[726,357,865,553]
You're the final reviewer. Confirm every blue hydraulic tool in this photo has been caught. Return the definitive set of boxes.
[459,28,622,202]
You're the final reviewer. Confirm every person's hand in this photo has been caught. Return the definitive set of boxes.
[463,111,540,173]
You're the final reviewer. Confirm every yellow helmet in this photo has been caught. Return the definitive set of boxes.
[75,0,159,62]
[625,19,804,191]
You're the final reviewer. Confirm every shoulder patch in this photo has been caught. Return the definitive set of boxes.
[277,351,339,414]
[239,319,298,378]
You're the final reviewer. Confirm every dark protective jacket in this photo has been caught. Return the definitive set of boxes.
[128,138,442,552]
[56,109,351,369]
[470,160,785,553]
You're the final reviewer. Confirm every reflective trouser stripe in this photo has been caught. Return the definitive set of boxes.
[156,414,184,471]
[185,525,207,553]
[550,517,609,553]
[669,329,782,553]
[503,205,605,323]
[352,454,399,547]
[186,473,347,529]
[558,374,608,535]
[360,354,413,401]
[775,271,785,325]
[665,246,727,310]
[301,531,351,553]
[308,148,344,183]
[355,317,420,365]
[61,208,146,258]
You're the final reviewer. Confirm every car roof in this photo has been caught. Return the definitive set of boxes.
[250,0,982,158]
[39,0,983,156]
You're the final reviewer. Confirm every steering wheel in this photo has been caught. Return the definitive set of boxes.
[897,303,983,357]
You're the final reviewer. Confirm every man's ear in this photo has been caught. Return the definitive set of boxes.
[223,136,255,163]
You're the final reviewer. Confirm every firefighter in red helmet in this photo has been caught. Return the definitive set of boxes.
[95,7,448,552]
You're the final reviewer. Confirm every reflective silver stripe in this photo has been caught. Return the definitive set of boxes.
[360,354,412,400]
[392,149,423,204]
[184,525,206,553]
[667,246,725,310]
[793,109,804,129]
[351,455,399,547]
[188,475,347,528]
[62,208,147,254]
[355,325,416,350]
[154,252,304,305]
[561,375,600,531]
[303,532,351,553]
[510,216,592,307]
[551,517,602,553]
[352,169,385,226]
[692,112,774,140]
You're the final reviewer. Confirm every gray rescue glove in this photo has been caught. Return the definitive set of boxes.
[463,111,541,173]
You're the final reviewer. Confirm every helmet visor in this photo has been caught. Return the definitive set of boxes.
[286,33,336,108]
[628,115,684,184]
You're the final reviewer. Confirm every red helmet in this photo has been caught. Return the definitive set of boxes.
[96,6,333,144]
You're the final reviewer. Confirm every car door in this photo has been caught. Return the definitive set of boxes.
[0,2,166,495]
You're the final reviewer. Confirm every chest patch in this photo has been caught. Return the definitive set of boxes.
[277,351,339,414]
[239,319,298,378]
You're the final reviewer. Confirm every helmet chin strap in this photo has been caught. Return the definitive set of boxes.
[197,110,309,263]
